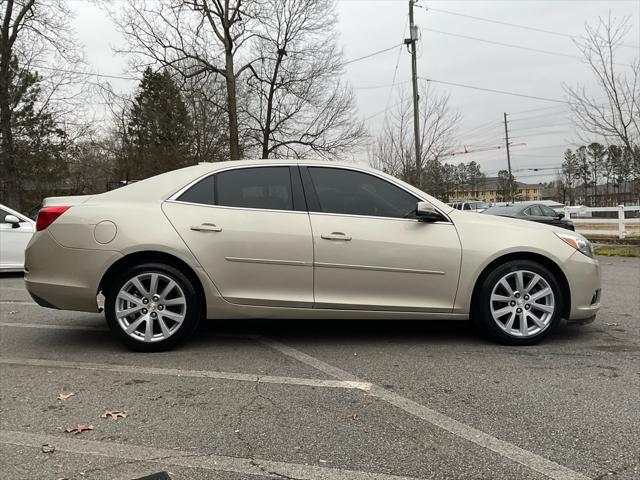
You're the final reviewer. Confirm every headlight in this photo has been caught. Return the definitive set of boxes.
[555,232,594,258]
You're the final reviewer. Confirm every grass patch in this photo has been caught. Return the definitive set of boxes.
[594,245,640,257]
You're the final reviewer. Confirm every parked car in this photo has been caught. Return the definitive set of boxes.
[24,161,600,350]
[0,204,36,272]
[450,200,490,212]
[482,203,575,231]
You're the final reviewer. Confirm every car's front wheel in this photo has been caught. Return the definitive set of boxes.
[105,263,202,351]
[473,259,564,345]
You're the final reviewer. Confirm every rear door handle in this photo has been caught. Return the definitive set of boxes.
[190,223,222,232]
[321,232,352,241]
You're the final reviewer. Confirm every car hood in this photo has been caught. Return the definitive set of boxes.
[452,209,570,234]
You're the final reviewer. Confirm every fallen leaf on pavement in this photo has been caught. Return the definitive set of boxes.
[64,424,94,434]
[101,410,128,419]
[57,391,75,401]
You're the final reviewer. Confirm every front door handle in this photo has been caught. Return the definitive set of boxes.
[321,232,352,241]
[190,223,222,232]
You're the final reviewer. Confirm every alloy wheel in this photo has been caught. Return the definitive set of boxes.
[115,272,187,343]
[489,270,555,338]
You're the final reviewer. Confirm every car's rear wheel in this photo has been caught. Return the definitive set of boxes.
[473,259,564,345]
[105,263,201,351]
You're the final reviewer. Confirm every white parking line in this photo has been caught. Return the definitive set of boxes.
[0,300,38,305]
[0,357,372,391]
[0,430,420,480]
[258,337,590,480]
[0,322,107,331]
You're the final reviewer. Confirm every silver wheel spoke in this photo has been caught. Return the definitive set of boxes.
[515,271,525,293]
[125,315,146,334]
[160,310,184,323]
[530,288,552,301]
[532,303,554,313]
[158,317,171,338]
[525,274,541,293]
[499,279,514,295]
[131,277,148,296]
[504,311,516,330]
[144,316,153,342]
[528,311,545,329]
[119,291,143,305]
[160,280,176,300]
[519,313,528,335]
[491,293,510,302]
[118,305,143,316]
[163,297,186,306]
[493,306,513,318]
[149,273,159,296]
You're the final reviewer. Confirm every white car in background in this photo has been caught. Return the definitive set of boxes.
[0,204,35,272]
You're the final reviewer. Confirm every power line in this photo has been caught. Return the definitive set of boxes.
[421,28,583,61]
[343,43,404,66]
[380,17,408,127]
[355,79,411,90]
[423,6,640,49]
[419,77,567,103]
[31,42,404,82]
[33,64,138,81]
[509,104,570,115]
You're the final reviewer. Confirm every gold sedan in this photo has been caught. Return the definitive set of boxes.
[24,161,601,351]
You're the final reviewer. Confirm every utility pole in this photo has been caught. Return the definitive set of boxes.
[503,112,514,202]
[406,0,421,188]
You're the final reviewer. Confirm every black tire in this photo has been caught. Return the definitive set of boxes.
[472,259,564,346]
[104,262,202,351]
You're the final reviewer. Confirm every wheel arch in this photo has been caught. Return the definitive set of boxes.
[98,250,207,315]
[470,252,571,319]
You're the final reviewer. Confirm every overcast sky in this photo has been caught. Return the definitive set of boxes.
[69,0,640,183]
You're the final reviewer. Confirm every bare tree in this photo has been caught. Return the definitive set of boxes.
[109,0,265,161]
[371,83,461,190]
[181,71,230,163]
[243,0,365,159]
[0,0,83,208]
[564,14,639,154]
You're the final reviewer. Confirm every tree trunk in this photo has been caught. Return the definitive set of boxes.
[224,59,240,160]
[0,0,20,209]
[262,50,284,159]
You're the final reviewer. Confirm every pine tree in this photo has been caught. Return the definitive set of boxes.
[124,68,194,180]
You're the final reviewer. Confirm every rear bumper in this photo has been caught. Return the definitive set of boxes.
[565,252,601,321]
[24,231,122,312]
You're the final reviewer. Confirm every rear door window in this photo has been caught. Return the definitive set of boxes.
[215,167,294,211]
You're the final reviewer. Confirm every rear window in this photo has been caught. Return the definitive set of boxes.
[176,167,295,211]
[177,175,215,205]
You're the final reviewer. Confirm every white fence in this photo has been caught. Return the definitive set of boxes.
[564,205,640,239]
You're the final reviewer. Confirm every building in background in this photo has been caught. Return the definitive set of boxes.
[449,176,542,204]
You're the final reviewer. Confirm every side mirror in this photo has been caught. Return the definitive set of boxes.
[557,212,565,219]
[4,214,21,228]
[416,202,442,222]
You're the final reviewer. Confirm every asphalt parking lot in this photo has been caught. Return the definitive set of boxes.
[0,256,638,480]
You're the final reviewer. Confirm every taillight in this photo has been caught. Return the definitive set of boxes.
[36,206,71,231]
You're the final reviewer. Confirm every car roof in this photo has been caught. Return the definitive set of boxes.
[95,160,454,214]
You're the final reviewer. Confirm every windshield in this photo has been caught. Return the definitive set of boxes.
[468,201,490,210]
[483,205,521,215]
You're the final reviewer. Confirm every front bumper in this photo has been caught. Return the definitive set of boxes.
[24,231,121,312]
[564,251,601,321]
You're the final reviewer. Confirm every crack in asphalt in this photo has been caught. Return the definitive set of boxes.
[231,375,303,480]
